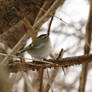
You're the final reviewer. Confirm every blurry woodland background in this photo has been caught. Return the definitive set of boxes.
[0,0,92,92]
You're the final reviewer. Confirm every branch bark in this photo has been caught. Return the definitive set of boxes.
[79,0,92,92]
[8,54,92,73]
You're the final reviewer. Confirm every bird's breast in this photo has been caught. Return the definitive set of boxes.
[28,40,51,59]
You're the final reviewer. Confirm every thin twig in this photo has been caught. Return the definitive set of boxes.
[56,48,64,59]
[35,5,68,24]
[22,18,37,39]
[0,52,55,65]
[34,0,52,23]
[47,15,54,36]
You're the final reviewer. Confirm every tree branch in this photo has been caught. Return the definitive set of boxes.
[8,53,92,73]
[79,1,92,92]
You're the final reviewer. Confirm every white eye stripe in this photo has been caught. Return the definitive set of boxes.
[43,35,48,38]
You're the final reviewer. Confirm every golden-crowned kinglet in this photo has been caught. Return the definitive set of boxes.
[16,34,51,59]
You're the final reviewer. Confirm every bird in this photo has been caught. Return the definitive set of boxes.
[16,34,51,59]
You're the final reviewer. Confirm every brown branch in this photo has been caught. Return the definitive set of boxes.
[7,53,92,72]
[22,18,37,39]
[79,1,92,92]
[34,0,54,23]
[38,68,44,92]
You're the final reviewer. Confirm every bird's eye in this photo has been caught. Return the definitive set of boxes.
[29,43,34,48]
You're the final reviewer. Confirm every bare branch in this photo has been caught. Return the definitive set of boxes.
[7,53,92,72]
[79,1,92,92]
